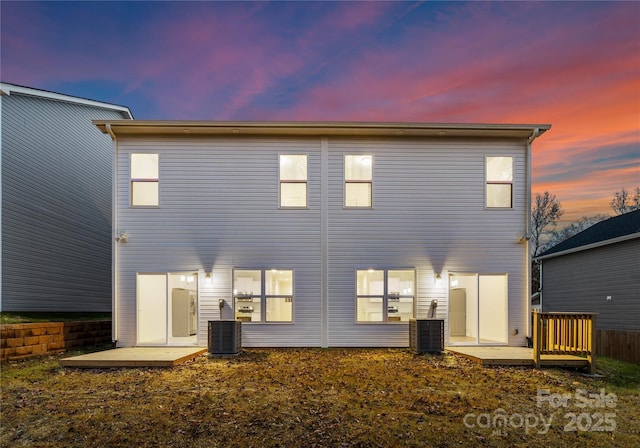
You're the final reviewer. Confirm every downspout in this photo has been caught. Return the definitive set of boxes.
[525,128,539,339]
[106,124,118,346]
[0,92,3,311]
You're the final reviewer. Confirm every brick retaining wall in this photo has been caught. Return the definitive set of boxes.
[1,321,112,361]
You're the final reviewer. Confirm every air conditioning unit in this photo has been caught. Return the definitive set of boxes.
[410,319,444,353]
[208,320,241,355]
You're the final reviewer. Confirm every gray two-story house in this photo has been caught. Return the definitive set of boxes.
[1,83,132,312]
[94,120,549,348]
[536,210,640,363]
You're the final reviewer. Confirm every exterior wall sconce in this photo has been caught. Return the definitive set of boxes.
[115,232,128,243]
[435,273,443,288]
[205,272,213,285]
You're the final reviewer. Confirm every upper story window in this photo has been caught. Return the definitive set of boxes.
[279,155,307,208]
[345,155,372,207]
[233,269,293,323]
[356,269,415,323]
[131,153,159,206]
[486,156,513,208]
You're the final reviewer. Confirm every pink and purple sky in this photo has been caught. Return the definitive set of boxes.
[2,1,638,224]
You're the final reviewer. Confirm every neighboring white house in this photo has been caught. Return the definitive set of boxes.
[94,120,550,348]
[1,82,133,312]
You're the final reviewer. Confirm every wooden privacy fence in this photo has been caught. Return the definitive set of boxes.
[532,311,597,373]
[596,329,640,364]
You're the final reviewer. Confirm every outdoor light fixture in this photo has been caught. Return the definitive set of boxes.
[205,272,212,285]
[435,273,443,288]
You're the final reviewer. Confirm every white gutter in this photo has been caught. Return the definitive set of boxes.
[526,128,540,241]
[525,128,539,338]
[0,93,3,311]
[106,124,119,346]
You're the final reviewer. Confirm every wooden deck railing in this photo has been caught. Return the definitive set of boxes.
[532,311,597,373]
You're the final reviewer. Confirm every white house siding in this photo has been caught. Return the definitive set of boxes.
[114,134,529,347]
[326,137,528,347]
[115,136,323,347]
[1,92,127,312]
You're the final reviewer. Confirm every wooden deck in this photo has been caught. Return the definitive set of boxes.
[446,346,590,369]
[60,347,207,368]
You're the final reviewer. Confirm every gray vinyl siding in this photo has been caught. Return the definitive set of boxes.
[1,93,126,312]
[541,238,640,331]
[114,135,529,347]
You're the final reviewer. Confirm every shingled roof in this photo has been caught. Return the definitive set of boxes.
[537,209,640,259]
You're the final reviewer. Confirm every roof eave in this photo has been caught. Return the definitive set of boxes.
[93,120,551,139]
[535,232,640,261]
[1,82,133,119]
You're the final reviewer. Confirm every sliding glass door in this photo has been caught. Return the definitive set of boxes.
[448,273,507,345]
[137,273,198,346]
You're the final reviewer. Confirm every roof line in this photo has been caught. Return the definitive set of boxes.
[535,232,640,261]
[93,120,551,130]
[0,82,133,119]
[94,120,551,139]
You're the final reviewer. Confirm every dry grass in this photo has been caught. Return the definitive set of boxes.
[1,348,638,447]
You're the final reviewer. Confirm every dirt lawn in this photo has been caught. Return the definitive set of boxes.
[1,348,638,447]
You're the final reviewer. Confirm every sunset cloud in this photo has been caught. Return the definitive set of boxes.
[1,1,638,222]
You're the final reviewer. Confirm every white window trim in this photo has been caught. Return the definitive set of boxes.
[484,155,513,209]
[344,154,374,209]
[278,154,308,209]
[355,268,416,324]
[233,268,295,324]
[130,153,160,208]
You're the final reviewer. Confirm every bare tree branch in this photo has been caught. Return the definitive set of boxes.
[610,188,630,215]
[531,192,563,257]
[610,187,640,215]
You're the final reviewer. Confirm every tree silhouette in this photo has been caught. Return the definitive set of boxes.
[610,187,640,215]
